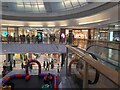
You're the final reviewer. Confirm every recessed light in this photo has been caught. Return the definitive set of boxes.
[60,24,67,27]
[48,25,55,27]
[29,25,43,27]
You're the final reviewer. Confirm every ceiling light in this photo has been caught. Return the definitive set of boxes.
[27,30,30,32]
[78,19,110,25]
[48,25,55,27]
[16,25,24,26]
[29,25,43,27]
[60,24,67,27]
[1,24,8,26]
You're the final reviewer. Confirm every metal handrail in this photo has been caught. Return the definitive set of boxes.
[86,44,120,51]
[66,45,119,86]
[80,39,120,44]
[75,46,119,68]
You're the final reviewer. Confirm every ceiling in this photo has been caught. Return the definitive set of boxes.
[2,0,88,13]
[1,1,119,28]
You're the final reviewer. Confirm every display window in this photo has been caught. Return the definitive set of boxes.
[73,30,88,39]
[1,27,8,42]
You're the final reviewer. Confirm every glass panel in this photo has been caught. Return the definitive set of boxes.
[31,4,39,13]
[24,2,31,5]
[17,3,24,11]
[8,2,17,11]
[8,27,15,42]
[64,0,72,9]
[38,4,46,12]
[51,2,65,11]
[71,0,79,7]
[25,4,32,12]
[78,0,87,6]
[1,27,7,42]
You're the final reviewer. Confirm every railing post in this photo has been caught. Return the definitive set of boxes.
[83,62,89,89]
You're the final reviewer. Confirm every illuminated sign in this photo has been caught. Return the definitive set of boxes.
[61,33,65,38]
[2,31,8,36]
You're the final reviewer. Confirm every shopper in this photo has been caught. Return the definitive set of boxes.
[26,34,30,44]
[29,63,32,72]
[6,34,10,44]
[10,61,13,71]
[46,62,49,71]
[3,60,7,70]
[36,35,39,44]
[23,34,25,43]
[2,69,6,77]
[20,34,23,44]
[33,35,37,43]
[21,61,24,69]
[43,61,46,70]
[14,33,16,42]
[44,73,53,85]
[51,60,54,69]
[57,64,60,73]
[13,60,16,67]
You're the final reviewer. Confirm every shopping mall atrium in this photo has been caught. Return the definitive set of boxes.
[0,0,120,89]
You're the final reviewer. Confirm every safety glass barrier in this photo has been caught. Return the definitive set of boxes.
[66,45,119,88]
[86,45,120,71]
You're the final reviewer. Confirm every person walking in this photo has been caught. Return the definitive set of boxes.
[3,60,7,71]
[26,34,30,44]
[46,62,49,71]
[21,61,24,69]
[10,61,13,71]
[51,60,54,69]
[43,61,46,70]
[36,35,39,44]
[57,64,60,73]
[20,34,23,44]
[13,60,16,67]
[33,35,37,44]
[23,34,25,43]
[6,34,10,44]
[29,63,32,72]
[2,69,6,77]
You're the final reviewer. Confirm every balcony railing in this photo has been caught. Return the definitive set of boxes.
[66,45,119,88]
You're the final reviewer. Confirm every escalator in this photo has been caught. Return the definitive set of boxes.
[72,45,119,85]
[86,45,120,71]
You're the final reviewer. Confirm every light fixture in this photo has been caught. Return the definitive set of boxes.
[78,19,110,25]
[60,24,67,27]
[47,25,55,27]
[29,25,43,27]
[10,32,14,37]
[27,30,30,32]
[16,25,24,26]
[1,24,24,26]
[1,24,8,26]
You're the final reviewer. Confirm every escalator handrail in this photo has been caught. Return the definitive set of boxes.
[86,44,120,51]
[88,53,100,84]
[75,47,119,69]
[72,46,100,84]
[66,45,119,86]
